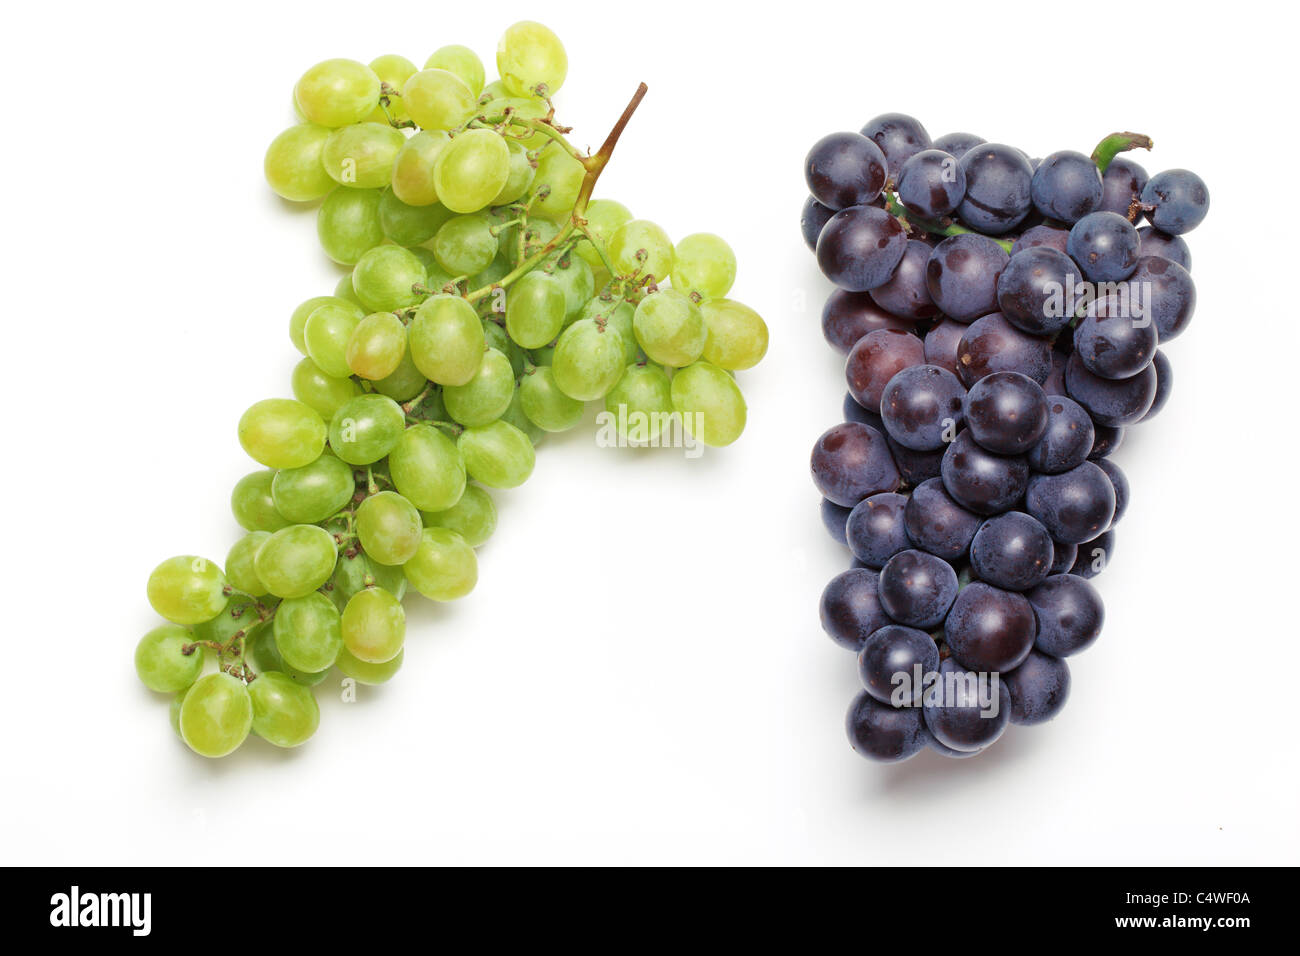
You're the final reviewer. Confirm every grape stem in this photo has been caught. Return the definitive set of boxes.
[883,194,1014,253]
[1090,131,1154,174]
[463,82,649,305]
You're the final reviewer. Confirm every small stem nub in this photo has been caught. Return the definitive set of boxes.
[1091,131,1154,174]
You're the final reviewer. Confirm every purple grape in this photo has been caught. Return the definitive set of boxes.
[1098,156,1148,217]
[956,313,1052,387]
[1088,423,1124,460]
[962,370,1049,454]
[1137,226,1191,270]
[881,364,966,452]
[923,657,1010,752]
[1065,351,1157,425]
[820,497,852,547]
[1029,574,1104,656]
[923,318,966,376]
[1067,211,1141,282]
[1025,462,1116,544]
[1138,350,1173,423]
[1140,168,1209,235]
[1070,530,1115,579]
[1030,150,1103,224]
[940,430,1029,515]
[1043,351,1068,396]
[869,239,939,320]
[903,477,981,562]
[896,149,965,219]
[804,131,887,210]
[931,132,984,160]
[1026,395,1094,474]
[846,690,928,763]
[1048,540,1077,575]
[969,511,1055,592]
[877,549,959,629]
[860,112,931,179]
[843,391,883,430]
[1074,292,1159,380]
[925,234,1010,321]
[1004,651,1071,725]
[1010,224,1070,256]
[810,422,901,507]
[1094,458,1129,529]
[1129,255,1195,341]
[817,205,909,291]
[820,567,893,651]
[846,328,925,412]
[957,144,1034,234]
[800,195,834,252]
[996,246,1080,336]
[846,492,912,569]
[944,581,1037,672]
[886,437,945,486]
[858,625,940,705]
[822,289,915,354]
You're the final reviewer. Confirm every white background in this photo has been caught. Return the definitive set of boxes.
[1,0,1296,866]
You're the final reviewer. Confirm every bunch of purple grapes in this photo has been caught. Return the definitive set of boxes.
[804,114,1208,762]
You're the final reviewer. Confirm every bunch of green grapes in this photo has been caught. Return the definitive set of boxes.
[138,20,769,759]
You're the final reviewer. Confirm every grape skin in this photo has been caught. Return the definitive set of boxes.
[810,422,901,508]
[820,568,893,652]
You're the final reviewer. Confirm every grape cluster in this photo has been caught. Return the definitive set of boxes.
[136,22,769,759]
[804,114,1208,762]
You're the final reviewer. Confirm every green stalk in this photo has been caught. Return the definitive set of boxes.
[1091,131,1153,173]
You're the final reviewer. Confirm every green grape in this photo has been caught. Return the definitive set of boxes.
[574,198,633,271]
[402,68,475,130]
[249,630,329,687]
[480,79,508,100]
[492,140,536,205]
[379,188,453,247]
[341,587,405,663]
[392,130,451,206]
[301,303,361,378]
[356,491,423,566]
[273,591,343,672]
[372,347,428,401]
[169,688,188,737]
[408,294,485,385]
[191,597,266,648]
[321,122,405,189]
[248,672,320,748]
[264,124,335,202]
[580,295,639,364]
[531,146,585,221]
[328,394,406,465]
[232,470,290,533]
[317,187,385,265]
[472,254,513,291]
[604,363,674,442]
[291,295,359,355]
[520,365,585,432]
[480,95,550,148]
[499,385,546,444]
[292,356,363,420]
[422,484,497,547]
[337,647,403,685]
[496,20,568,98]
[503,218,559,267]
[147,556,227,626]
[505,271,566,348]
[671,233,737,300]
[333,273,366,308]
[552,318,626,401]
[483,319,526,378]
[346,312,407,381]
[670,361,748,447]
[238,398,327,469]
[179,673,253,758]
[365,54,418,125]
[351,245,425,312]
[424,45,485,97]
[609,219,674,281]
[294,59,381,128]
[255,525,338,599]
[434,214,498,276]
[432,129,510,214]
[528,344,555,366]
[633,289,707,367]
[272,454,355,523]
[547,256,595,321]
[135,624,203,694]
[404,528,478,601]
[388,424,467,511]
[700,298,769,370]
[443,348,514,426]
[330,550,407,611]
[225,531,271,596]
[458,420,535,488]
